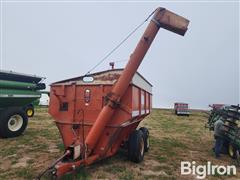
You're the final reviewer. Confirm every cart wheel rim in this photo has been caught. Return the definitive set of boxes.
[236,150,240,165]
[140,138,144,156]
[229,145,234,157]
[8,115,23,132]
[147,137,150,149]
[27,109,33,116]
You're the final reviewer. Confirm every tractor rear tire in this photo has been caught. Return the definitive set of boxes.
[139,127,150,152]
[0,107,28,138]
[128,130,145,163]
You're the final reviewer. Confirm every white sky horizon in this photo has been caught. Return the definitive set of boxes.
[0,1,239,109]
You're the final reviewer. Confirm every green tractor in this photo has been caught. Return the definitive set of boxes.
[0,70,46,138]
[206,104,240,163]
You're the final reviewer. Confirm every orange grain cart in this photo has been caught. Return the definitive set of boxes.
[42,7,189,178]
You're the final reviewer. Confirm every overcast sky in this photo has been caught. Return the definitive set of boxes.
[0,1,239,109]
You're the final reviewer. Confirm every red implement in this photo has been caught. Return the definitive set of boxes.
[46,7,189,178]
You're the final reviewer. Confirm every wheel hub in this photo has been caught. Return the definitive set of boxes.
[229,145,234,156]
[27,109,33,116]
[8,115,23,132]
[147,137,150,148]
[140,138,144,156]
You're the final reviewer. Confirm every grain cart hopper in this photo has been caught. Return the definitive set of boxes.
[0,70,46,138]
[43,7,189,178]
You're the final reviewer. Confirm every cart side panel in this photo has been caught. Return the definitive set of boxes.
[49,85,76,121]
[74,85,104,123]
[132,86,140,117]
[49,70,152,154]
[146,92,149,114]
[141,90,145,115]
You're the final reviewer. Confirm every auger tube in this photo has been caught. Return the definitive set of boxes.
[85,7,189,152]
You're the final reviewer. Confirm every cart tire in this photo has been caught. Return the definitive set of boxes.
[25,106,34,117]
[128,130,145,163]
[228,143,237,159]
[139,127,150,152]
[0,107,28,138]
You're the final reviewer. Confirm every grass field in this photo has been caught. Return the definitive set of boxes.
[0,108,239,180]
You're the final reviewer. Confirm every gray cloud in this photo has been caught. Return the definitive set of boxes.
[0,1,239,109]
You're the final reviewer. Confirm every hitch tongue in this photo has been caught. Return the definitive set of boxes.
[36,150,71,180]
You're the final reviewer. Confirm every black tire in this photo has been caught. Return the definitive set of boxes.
[128,130,145,163]
[0,107,28,138]
[25,105,34,117]
[228,143,237,159]
[139,127,150,152]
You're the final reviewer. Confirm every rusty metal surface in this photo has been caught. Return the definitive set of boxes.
[85,7,189,152]
[94,73,120,81]
[52,69,153,90]
[52,69,152,86]
[153,7,190,36]
[47,6,189,178]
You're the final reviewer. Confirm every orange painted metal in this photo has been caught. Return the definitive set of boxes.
[47,7,189,177]
[85,7,189,152]
[49,70,152,176]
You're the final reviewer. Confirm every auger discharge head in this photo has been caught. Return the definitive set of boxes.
[152,7,189,36]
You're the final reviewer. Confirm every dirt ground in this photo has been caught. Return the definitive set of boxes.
[0,108,240,180]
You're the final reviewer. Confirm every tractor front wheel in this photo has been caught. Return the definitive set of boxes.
[128,130,145,163]
[25,106,34,117]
